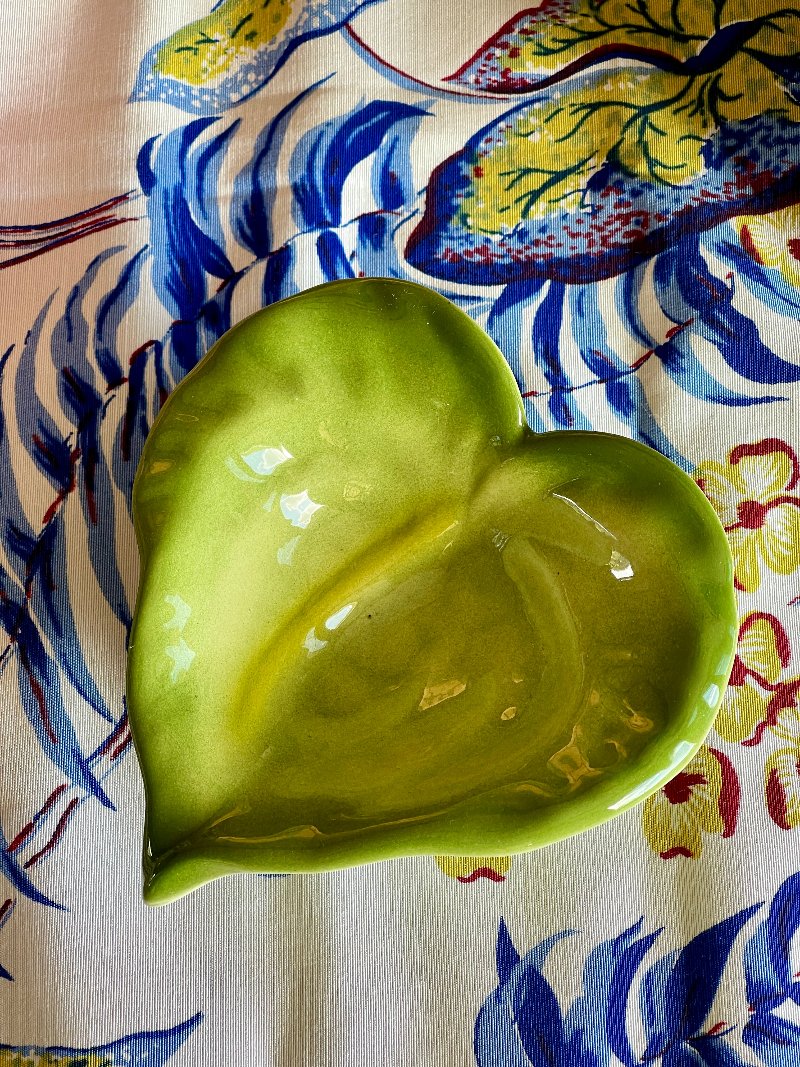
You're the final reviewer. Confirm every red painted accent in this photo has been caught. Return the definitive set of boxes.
[708,747,740,837]
[344,24,501,101]
[729,438,800,491]
[0,217,140,271]
[19,649,58,746]
[110,731,132,761]
[788,238,800,261]
[766,766,792,830]
[661,846,693,859]
[0,899,14,926]
[0,192,136,233]
[456,867,506,883]
[739,224,764,264]
[739,611,792,671]
[706,1021,729,1037]
[96,715,129,759]
[7,785,67,852]
[23,797,80,869]
[663,772,707,805]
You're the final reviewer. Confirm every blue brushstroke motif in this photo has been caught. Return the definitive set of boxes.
[641,905,761,1060]
[130,0,387,114]
[742,873,800,1064]
[474,894,800,1065]
[291,100,430,229]
[653,235,800,388]
[0,824,62,910]
[232,80,328,258]
[569,283,685,466]
[0,1011,202,1066]
[137,118,234,328]
[51,250,135,629]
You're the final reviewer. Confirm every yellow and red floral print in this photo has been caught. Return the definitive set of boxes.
[717,612,800,746]
[435,856,511,883]
[642,746,739,859]
[695,438,800,593]
[736,205,800,290]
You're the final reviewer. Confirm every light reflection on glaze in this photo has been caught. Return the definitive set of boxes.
[242,445,293,475]
[277,535,300,566]
[280,489,324,528]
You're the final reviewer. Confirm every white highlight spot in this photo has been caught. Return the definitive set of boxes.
[280,490,324,529]
[277,536,300,566]
[165,638,195,683]
[163,594,191,632]
[703,683,721,708]
[303,628,327,656]
[610,550,634,581]
[325,603,355,631]
[242,445,293,476]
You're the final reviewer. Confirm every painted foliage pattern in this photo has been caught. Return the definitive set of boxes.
[1,0,800,1061]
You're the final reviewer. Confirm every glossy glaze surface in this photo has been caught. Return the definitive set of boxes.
[127,278,737,904]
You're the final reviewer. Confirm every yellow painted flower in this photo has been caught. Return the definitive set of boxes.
[435,855,511,883]
[716,611,799,745]
[736,205,800,289]
[695,438,800,592]
[642,746,739,859]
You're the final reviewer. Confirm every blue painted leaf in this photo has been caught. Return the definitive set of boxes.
[26,517,114,723]
[290,100,430,229]
[486,282,547,433]
[11,610,113,809]
[653,236,800,389]
[0,824,62,910]
[641,905,761,1059]
[130,0,386,115]
[14,299,70,504]
[476,924,574,1067]
[370,110,428,211]
[706,228,800,316]
[565,919,661,1067]
[678,1040,751,1067]
[568,283,686,466]
[474,991,534,1067]
[262,244,297,307]
[496,918,520,985]
[139,118,234,322]
[231,80,326,258]
[406,98,800,286]
[743,872,800,1011]
[743,1010,800,1067]
[531,283,592,431]
[514,963,568,1067]
[94,245,148,387]
[614,250,784,415]
[0,1011,202,1066]
[317,230,356,282]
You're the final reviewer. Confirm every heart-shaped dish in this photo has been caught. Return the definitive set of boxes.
[128,278,737,904]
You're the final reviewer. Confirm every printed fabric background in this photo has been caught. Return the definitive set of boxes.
[1,0,800,1062]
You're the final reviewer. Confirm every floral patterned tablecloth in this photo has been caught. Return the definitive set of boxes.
[2,1,800,1063]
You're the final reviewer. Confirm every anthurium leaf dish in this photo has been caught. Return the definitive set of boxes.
[127,278,736,904]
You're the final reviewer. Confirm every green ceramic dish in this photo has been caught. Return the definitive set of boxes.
[128,278,737,905]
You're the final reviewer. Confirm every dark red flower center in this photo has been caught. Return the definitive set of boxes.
[737,499,768,529]
[788,238,800,262]
[663,772,707,805]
